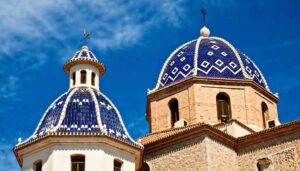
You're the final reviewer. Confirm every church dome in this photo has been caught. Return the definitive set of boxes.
[25,87,138,146]
[16,45,141,148]
[154,27,269,91]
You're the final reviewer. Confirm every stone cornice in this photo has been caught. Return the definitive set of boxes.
[142,119,300,155]
[146,77,278,121]
[64,58,105,76]
[14,134,143,169]
[237,119,300,149]
[148,77,278,101]
[142,124,237,154]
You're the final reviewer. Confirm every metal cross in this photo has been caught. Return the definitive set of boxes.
[200,8,207,26]
[81,29,91,45]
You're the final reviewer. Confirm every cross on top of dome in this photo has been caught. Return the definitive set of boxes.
[200,8,207,26]
[200,8,210,37]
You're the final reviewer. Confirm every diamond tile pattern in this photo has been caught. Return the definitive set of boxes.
[159,40,197,87]
[238,50,266,88]
[157,37,268,90]
[197,38,244,79]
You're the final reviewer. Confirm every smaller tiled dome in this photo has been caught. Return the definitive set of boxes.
[153,27,269,92]
[63,45,105,75]
[72,45,97,60]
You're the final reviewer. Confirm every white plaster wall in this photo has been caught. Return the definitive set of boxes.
[22,144,136,171]
[69,64,100,90]
[23,147,53,171]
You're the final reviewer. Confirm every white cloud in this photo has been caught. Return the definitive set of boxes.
[0,0,187,99]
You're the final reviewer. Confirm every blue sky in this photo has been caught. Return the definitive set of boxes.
[0,0,299,170]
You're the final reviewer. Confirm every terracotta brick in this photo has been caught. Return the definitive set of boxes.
[148,82,278,133]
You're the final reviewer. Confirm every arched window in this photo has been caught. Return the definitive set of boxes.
[169,99,179,127]
[261,102,268,128]
[91,72,96,86]
[34,160,42,171]
[71,154,85,171]
[142,162,150,171]
[114,159,123,171]
[216,93,231,122]
[80,70,87,84]
[72,72,76,85]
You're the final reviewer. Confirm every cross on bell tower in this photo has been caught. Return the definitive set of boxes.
[200,8,207,26]
[200,8,210,37]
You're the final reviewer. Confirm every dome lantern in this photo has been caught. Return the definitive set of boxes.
[63,45,105,90]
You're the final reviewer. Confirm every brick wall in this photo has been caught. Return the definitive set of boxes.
[148,82,278,133]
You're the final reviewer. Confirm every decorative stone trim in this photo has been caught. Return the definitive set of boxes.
[13,132,144,167]
[147,77,278,103]
[64,57,105,76]
[141,119,300,154]
[211,37,250,80]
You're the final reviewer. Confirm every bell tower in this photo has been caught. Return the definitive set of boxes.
[146,21,280,133]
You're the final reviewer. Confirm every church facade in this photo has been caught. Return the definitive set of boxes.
[14,24,300,170]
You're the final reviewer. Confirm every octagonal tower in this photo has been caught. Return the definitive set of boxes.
[14,45,143,171]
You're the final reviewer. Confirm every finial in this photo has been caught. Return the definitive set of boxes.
[82,45,88,50]
[18,137,22,143]
[200,8,210,37]
[200,26,210,37]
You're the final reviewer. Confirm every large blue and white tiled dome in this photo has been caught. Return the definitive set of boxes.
[17,45,141,148]
[154,27,269,91]
[24,88,139,146]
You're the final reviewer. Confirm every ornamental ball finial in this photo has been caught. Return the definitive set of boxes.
[82,45,88,50]
[18,137,22,143]
[200,26,210,37]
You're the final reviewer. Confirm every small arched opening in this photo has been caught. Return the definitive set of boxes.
[169,98,179,127]
[72,72,76,85]
[33,160,42,171]
[71,154,85,171]
[261,102,269,128]
[142,162,150,171]
[91,72,96,86]
[216,93,232,122]
[80,70,87,84]
[114,159,123,171]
